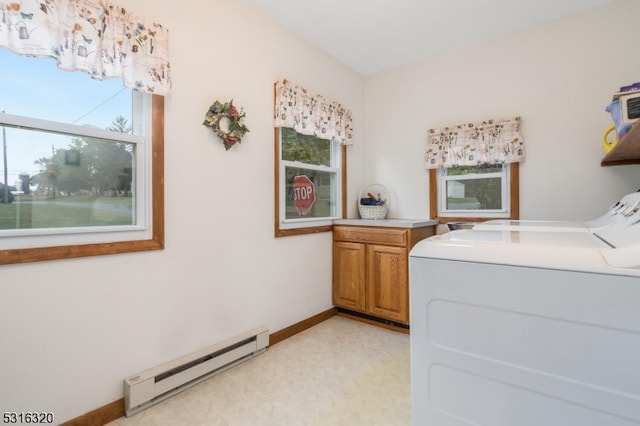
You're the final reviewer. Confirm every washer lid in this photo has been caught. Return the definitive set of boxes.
[436,229,608,247]
[473,220,588,232]
[408,229,640,276]
[472,192,640,233]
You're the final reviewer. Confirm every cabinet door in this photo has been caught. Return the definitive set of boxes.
[366,244,408,323]
[333,241,366,312]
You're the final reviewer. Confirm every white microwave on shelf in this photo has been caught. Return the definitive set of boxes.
[619,91,640,126]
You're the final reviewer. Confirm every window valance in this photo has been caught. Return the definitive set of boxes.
[274,79,353,144]
[425,117,524,169]
[0,0,171,95]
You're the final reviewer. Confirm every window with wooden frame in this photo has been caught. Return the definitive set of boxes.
[274,127,347,237]
[273,80,352,237]
[426,117,523,223]
[0,50,164,265]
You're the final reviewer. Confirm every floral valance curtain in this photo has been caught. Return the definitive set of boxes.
[274,79,353,144]
[0,0,171,95]
[425,117,524,169]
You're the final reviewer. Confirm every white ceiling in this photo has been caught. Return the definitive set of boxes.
[243,0,613,75]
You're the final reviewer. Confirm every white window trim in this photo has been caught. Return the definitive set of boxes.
[437,164,511,219]
[0,91,153,250]
[277,130,342,232]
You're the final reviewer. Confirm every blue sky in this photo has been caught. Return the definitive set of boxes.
[1,47,131,185]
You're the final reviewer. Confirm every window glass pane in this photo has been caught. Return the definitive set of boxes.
[281,127,331,166]
[284,166,335,219]
[445,165,505,211]
[0,49,131,128]
[0,126,135,230]
[0,48,161,263]
[447,164,503,176]
[432,164,516,221]
[276,126,342,236]
[0,48,139,234]
[446,176,502,210]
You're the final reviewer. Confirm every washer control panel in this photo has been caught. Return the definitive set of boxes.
[596,192,640,248]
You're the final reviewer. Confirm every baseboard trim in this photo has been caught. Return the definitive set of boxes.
[62,307,337,425]
[269,307,337,346]
[60,398,124,426]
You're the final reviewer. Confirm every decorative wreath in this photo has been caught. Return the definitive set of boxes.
[202,100,250,150]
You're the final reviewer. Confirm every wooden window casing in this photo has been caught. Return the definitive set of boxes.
[0,96,164,265]
[274,127,347,237]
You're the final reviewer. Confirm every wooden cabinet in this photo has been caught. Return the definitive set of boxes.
[332,223,435,326]
[333,241,366,312]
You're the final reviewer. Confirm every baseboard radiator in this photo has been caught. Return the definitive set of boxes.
[124,327,269,417]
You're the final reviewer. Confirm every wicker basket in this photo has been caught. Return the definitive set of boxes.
[358,184,389,219]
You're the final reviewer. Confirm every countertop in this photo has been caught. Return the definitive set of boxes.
[333,218,438,228]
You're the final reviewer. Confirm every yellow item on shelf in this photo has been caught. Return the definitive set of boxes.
[602,124,618,153]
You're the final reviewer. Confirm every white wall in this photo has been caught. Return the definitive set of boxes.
[364,0,640,220]
[3,0,640,423]
[0,0,364,422]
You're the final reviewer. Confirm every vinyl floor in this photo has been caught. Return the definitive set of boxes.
[107,316,411,426]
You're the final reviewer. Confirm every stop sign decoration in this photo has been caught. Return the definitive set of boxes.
[292,175,316,216]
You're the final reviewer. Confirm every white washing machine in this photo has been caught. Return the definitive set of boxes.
[409,196,640,426]
[473,191,640,232]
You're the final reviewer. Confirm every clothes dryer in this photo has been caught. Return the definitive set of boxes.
[409,201,640,425]
[472,191,640,232]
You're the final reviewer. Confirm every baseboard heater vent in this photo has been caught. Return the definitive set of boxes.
[124,327,269,416]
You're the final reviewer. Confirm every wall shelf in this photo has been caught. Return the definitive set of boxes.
[601,121,640,166]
